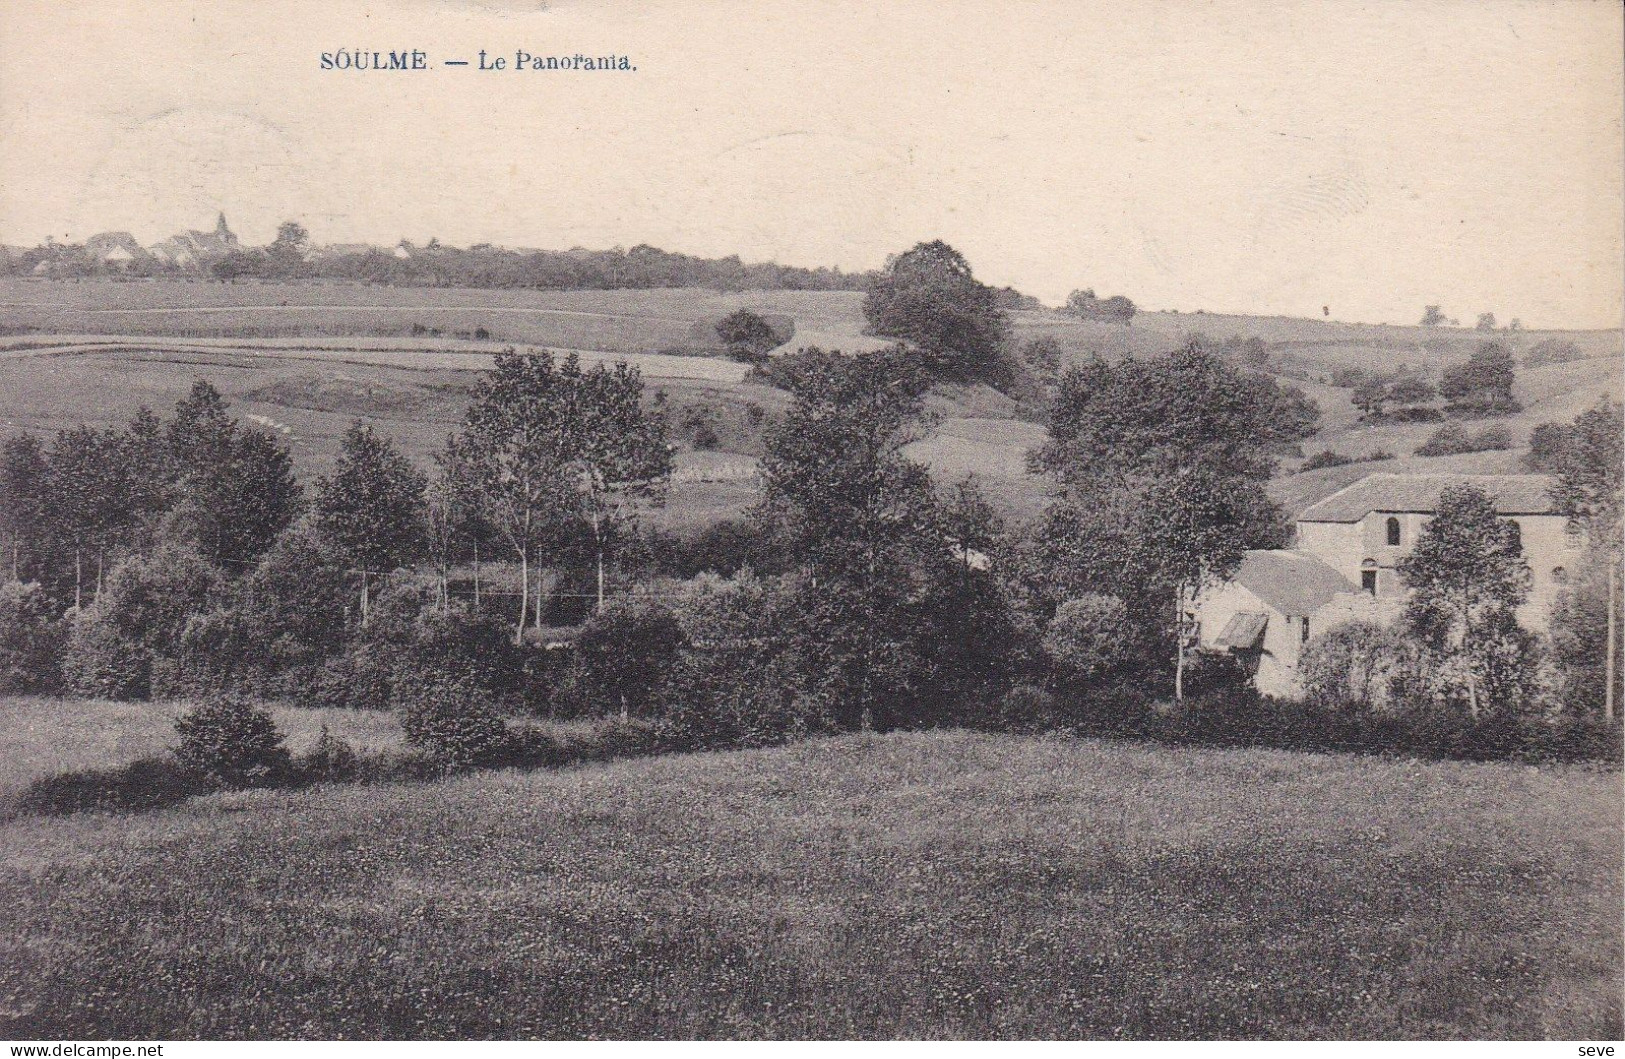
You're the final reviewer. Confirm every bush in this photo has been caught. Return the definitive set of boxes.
[1043,595,1131,688]
[61,547,218,700]
[1299,620,1416,710]
[1300,449,1397,472]
[659,520,784,578]
[173,694,292,788]
[169,524,353,699]
[652,572,835,748]
[397,670,510,771]
[15,756,204,817]
[1523,338,1584,367]
[567,600,687,719]
[296,725,358,782]
[997,684,1058,732]
[62,612,152,700]
[0,580,65,694]
[1414,423,1514,457]
[301,583,526,712]
[656,652,833,749]
[1301,449,1355,471]
[1068,686,1620,765]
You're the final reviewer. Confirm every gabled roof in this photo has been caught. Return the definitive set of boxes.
[1299,473,1558,523]
[86,231,143,256]
[1231,549,1358,616]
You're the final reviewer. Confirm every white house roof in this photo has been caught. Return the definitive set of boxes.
[1231,549,1358,616]
[1299,473,1558,523]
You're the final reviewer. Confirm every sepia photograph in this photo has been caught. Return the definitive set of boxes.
[0,0,1621,1045]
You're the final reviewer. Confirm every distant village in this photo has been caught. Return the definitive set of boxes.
[0,215,881,293]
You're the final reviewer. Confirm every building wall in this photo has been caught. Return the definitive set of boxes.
[1193,581,1297,698]
[1296,512,1577,630]
[1296,521,1363,583]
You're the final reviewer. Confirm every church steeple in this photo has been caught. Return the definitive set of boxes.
[215,212,230,237]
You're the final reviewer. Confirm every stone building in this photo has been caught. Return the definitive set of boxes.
[1192,473,1578,697]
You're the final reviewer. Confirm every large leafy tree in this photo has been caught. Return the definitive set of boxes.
[1032,344,1285,486]
[1545,398,1624,719]
[1438,341,1519,414]
[448,350,671,643]
[0,433,51,581]
[757,348,1004,728]
[166,379,235,468]
[48,426,140,608]
[1397,485,1532,717]
[314,422,428,624]
[1027,343,1286,699]
[122,407,174,533]
[862,240,1011,387]
[715,309,782,365]
[159,381,303,568]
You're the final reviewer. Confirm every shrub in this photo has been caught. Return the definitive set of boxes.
[997,684,1058,732]
[1415,423,1471,457]
[1415,423,1515,458]
[653,572,834,748]
[61,547,218,700]
[296,725,359,782]
[1043,594,1131,688]
[656,652,833,749]
[567,600,687,719]
[1301,450,1355,471]
[173,694,291,788]
[16,756,204,817]
[0,580,65,694]
[1523,338,1584,367]
[1299,620,1416,711]
[397,670,510,771]
[661,520,783,578]
[62,613,152,700]
[302,583,526,712]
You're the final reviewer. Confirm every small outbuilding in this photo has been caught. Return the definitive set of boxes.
[1192,549,1379,697]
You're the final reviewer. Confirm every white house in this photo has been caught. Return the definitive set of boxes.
[1192,473,1579,697]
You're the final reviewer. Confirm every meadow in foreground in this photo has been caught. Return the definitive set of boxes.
[0,729,1617,1039]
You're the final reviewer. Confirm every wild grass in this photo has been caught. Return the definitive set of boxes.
[0,728,1617,1039]
[0,695,405,801]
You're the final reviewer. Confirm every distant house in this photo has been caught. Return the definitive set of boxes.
[147,213,239,271]
[85,231,145,269]
[1192,473,1579,697]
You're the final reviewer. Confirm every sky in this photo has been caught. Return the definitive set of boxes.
[0,0,1620,327]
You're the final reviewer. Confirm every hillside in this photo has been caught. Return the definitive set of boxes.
[1,720,1617,1039]
[1,280,1617,527]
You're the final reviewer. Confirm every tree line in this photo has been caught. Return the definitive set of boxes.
[0,240,1618,763]
[4,224,873,293]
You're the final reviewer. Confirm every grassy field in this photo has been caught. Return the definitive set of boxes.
[1,280,1619,526]
[0,696,406,803]
[0,699,1616,1039]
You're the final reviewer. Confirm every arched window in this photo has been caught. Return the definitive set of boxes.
[1360,559,1378,594]
[1386,517,1401,546]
